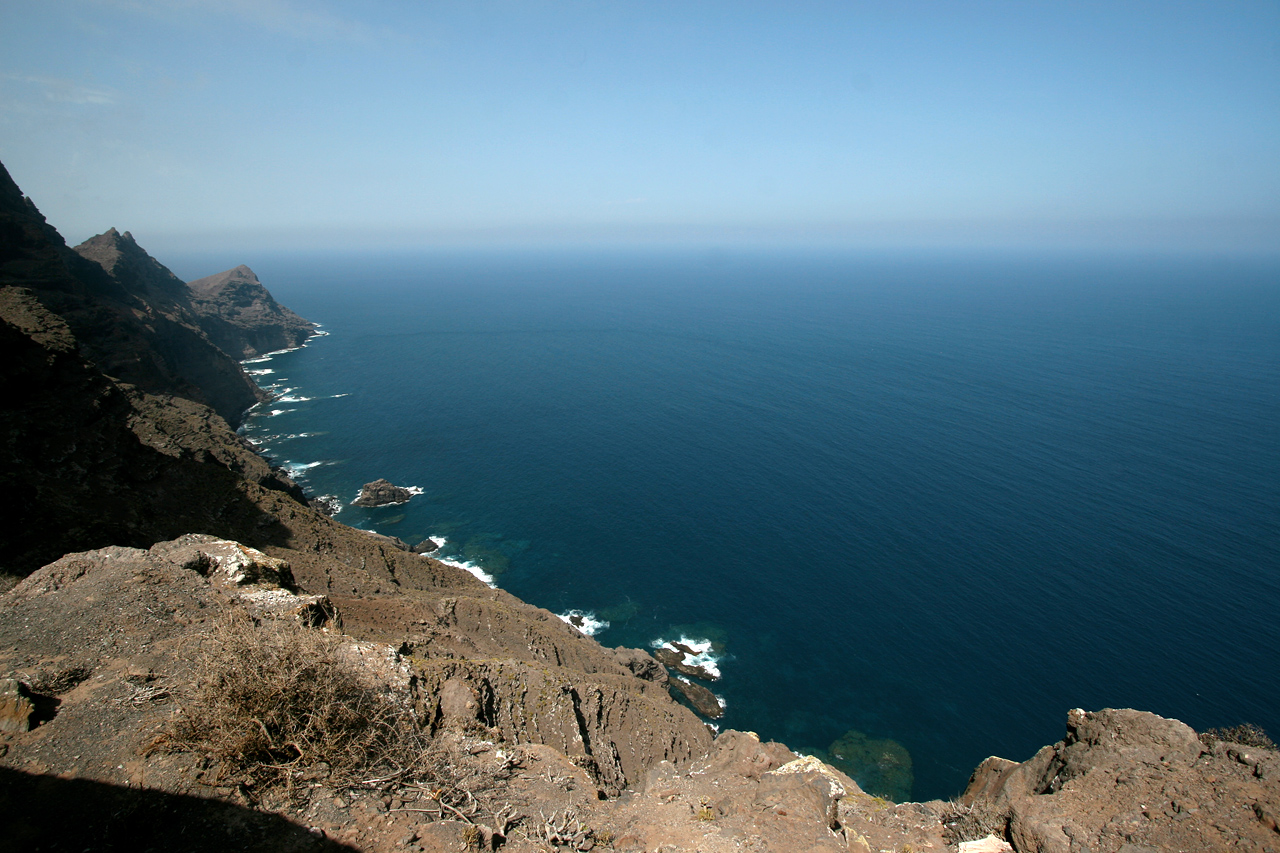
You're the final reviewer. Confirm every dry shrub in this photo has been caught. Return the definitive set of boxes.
[159,616,424,792]
[1200,723,1277,751]
[940,800,1008,845]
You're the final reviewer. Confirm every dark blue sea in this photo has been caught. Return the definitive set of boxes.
[170,247,1280,801]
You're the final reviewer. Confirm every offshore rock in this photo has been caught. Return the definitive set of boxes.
[352,479,414,507]
[670,677,723,719]
[653,646,718,681]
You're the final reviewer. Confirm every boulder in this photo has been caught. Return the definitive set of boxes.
[0,679,35,733]
[352,479,414,507]
[149,534,293,588]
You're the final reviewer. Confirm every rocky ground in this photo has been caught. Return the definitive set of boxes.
[2,533,1278,853]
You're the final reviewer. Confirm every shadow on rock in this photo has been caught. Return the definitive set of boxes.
[0,766,357,853]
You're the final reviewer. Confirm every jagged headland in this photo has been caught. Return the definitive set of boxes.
[1,159,1277,852]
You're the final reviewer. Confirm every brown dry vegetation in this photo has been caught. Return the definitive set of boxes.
[156,617,424,797]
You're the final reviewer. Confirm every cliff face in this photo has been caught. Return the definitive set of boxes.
[0,176,263,424]
[0,159,714,818]
[187,264,317,358]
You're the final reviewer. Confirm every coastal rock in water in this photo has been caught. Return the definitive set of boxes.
[186,264,317,359]
[412,539,440,554]
[653,645,718,681]
[670,677,723,719]
[827,728,914,803]
[0,679,35,733]
[352,479,414,507]
[613,647,669,686]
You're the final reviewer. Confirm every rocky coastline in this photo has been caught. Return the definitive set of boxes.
[2,158,1278,852]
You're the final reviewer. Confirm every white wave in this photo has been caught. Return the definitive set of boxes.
[277,395,314,403]
[674,676,727,714]
[557,610,610,637]
[246,368,274,376]
[242,355,273,365]
[650,635,723,679]
[327,393,350,399]
[311,494,343,516]
[429,536,447,549]
[281,460,327,479]
[406,486,424,495]
[432,555,496,588]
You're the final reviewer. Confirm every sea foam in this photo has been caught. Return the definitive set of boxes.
[432,554,497,588]
[557,610,610,637]
[651,636,723,679]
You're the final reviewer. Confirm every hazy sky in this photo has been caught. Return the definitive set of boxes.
[2,1,1278,252]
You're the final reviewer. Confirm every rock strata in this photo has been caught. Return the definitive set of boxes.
[352,479,414,507]
[612,647,669,685]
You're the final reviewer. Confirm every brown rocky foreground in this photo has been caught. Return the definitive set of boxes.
[2,534,1278,853]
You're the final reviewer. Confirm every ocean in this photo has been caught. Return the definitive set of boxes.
[169,246,1280,801]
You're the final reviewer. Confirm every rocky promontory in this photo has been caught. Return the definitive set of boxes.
[187,264,318,358]
[352,478,416,507]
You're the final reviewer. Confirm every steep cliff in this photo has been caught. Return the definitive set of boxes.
[0,158,715,823]
[187,264,317,358]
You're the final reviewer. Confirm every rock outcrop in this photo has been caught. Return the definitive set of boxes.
[956,707,1280,853]
[352,478,415,507]
[187,264,317,358]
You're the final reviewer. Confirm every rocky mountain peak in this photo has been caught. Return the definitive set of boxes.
[187,264,316,358]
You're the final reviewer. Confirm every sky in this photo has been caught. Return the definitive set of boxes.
[1,0,1278,253]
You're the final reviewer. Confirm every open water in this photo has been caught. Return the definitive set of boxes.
[170,247,1280,801]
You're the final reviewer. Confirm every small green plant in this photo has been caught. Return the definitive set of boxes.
[694,796,715,821]
[1199,723,1277,751]
[459,824,483,848]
